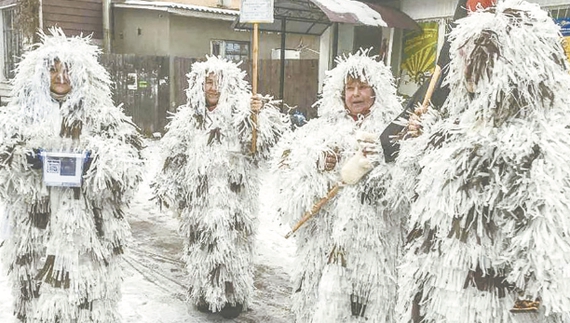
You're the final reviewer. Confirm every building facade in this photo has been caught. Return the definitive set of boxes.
[395,0,570,96]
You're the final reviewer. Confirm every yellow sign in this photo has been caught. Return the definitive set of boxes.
[401,21,439,86]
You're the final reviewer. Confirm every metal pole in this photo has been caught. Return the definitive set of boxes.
[331,22,339,67]
[279,17,286,111]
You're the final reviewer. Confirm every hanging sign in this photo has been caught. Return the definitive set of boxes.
[240,0,274,23]
[41,151,88,187]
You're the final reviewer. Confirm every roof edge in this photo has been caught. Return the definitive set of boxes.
[114,0,239,16]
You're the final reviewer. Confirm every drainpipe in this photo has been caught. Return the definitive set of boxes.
[103,0,111,53]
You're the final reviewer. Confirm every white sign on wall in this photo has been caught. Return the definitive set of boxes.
[127,73,138,90]
[240,0,274,24]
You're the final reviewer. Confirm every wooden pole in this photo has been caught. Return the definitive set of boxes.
[284,183,342,239]
[252,23,259,94]
[251,23,259,154]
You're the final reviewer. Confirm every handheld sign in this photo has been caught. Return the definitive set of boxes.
[240,0,274,154]
[239,0,274,24]
[41,151,88,187]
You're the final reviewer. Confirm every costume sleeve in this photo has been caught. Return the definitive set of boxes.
[83,106,144,204]
[81,107,144,251]
[271,120,339,226]
[0,113,46,211]
[151,105,195,211]
[498,121,570,310]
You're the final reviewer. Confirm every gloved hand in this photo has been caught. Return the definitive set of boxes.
[350,293,368,317]
[26,148,43,170]
[83,151,94,175]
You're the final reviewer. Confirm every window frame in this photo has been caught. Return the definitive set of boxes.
[210,39,250,62]
[2,6,21,80]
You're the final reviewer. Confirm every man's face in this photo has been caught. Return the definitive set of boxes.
[204,73,220,111]
[344,77,375,117]
[50,60,71,96]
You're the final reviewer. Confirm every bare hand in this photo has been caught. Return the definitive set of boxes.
[251,95,263,113]
[361,144,378,157]
[407,113,422,137]
[415,103,428,115]
[323,151,339,171]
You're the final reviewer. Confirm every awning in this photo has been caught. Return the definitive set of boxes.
[232,0,420,35]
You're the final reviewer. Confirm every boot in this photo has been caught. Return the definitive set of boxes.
[196,297,212,314]
[219,303,243,319]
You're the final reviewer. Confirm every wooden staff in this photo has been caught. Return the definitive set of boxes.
[285,183,342,239]
[420,65,442,113]
[251,23,259,154]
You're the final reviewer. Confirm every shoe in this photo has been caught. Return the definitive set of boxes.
[219,303,243,319]
[196,297,212,314]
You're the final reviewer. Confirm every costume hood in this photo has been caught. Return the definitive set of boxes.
[184,56,250,117]
[445,0,570,124]
[316,49,401,126]
[7,28,118,134]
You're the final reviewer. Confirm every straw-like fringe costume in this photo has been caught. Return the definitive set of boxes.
[0,29,144,322]
[272,51,403,323]
[153,56,288,313]
[396,1,570,322]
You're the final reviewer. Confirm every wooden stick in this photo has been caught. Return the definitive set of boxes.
[285,183,342,239]
[420,65,442,113]
[251,23,259,154]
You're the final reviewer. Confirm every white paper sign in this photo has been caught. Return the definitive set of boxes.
[41,151,87,187]
[240,0,274,24]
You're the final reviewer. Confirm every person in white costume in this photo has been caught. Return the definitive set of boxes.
[272,51,403,323]
[0,29,144,323]
[395,1,570,322]
[152,56,288,319]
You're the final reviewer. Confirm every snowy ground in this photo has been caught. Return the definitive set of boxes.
[0,139,297,323]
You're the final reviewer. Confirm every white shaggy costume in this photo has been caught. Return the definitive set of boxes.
[396,1,570,322]
[152,57,288,314]
[0,29,144,322]
[273,52,403,323]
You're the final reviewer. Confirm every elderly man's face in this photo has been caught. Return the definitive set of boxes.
[204,72,220,111]
[344,77,375,117]
[50,60,71,96]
